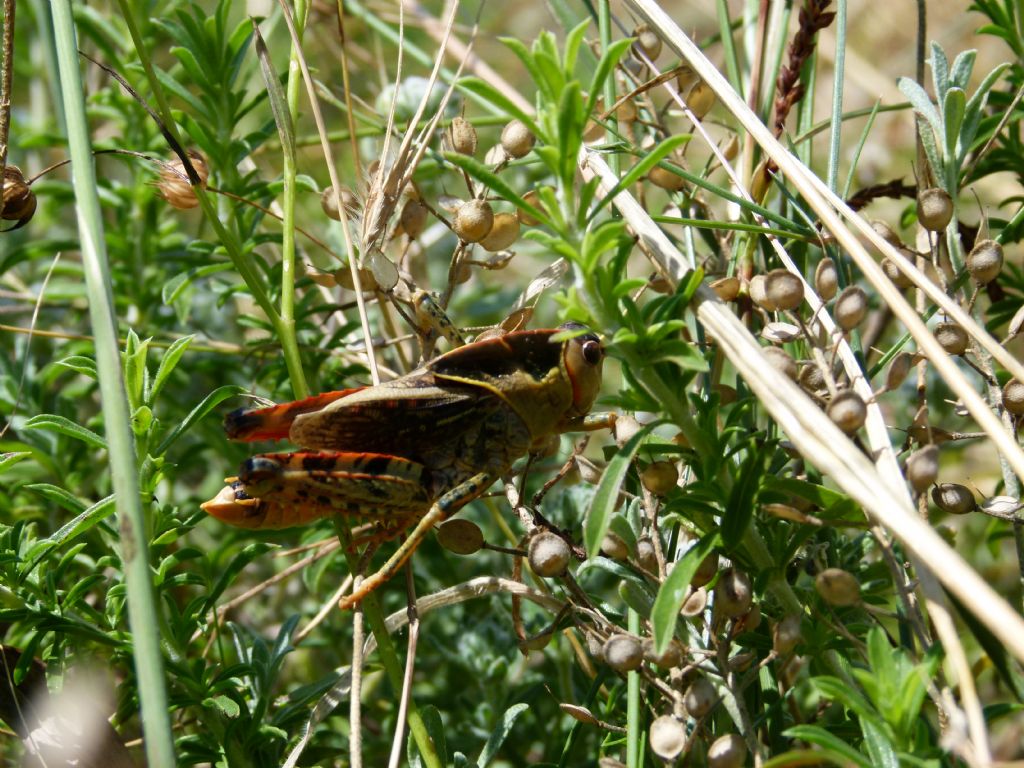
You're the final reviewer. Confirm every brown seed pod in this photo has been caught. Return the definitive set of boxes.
[798,364,826,394]
[641,461,678,495]
[449,116,478,156]
[881,258,913,289]
[1004,379,1024,415]
[676,65,698,92]
[501,119,536,159]
[870,219,902,246]
[642,637,685,668]
[518,189,544,226]
[834,285,868,331]
[931,483,976,515]
[762,347,798,380]
[158,151,209,210]
[632,23,662,60]
[827,390,867,435]
[773,614,802,654]
[647,163,685,191]
[687,81,716,119]
[714,568,752,617]
[436,519,483,555]
[636,536,658,573]
[935,322,969,355]
[711,275,740,301]
[966,239,1004,284]
[815,567,860,606]
[765,269,804,311]
[906,445,939,493]
[528,532,571,577]
[560,703,599,726]
[399,198,428,239]
[748,274,777,311]
[479,212,520,252]
[683,676,717,717]
[691,552,719,587]
[814,257,838,301]
[917,187,953,232]
[1,166,36,228]
[649,715,686,760]
[681,586,708,617]
[601,532,630,561]
[453,199,494,242]
[885,352,914,391]
[708,733,748,768]
[603,634,643,672]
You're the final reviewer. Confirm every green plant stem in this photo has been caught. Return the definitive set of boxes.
[113,0,309,399]
[49,3,175,766]
[281,0,310,399]
[826,0,846,192]
[626,607,641,768]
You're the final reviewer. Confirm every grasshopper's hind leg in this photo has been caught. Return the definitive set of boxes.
[338,472,495,610]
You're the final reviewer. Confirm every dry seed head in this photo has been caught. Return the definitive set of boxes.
[681,586,708,616]
[1,166,36,225]
[1003,379,1024,415]
[632,23,662,60]
[815,567,860,606]
[827,390,867,435]
[647,163,685,191]
[765,269,804,311]
[773,614,802,654]
[708,734,748,768]
[834,285,868,331]
[683,676,717,717]
[967,239,1004,284]
[453,199,494,242]
[871,219,902,246]
[906,445,939,493]
[449,116,478,156]
[158,151,209,210]
[762,347,798,381]
[636,536,658,573]
[602,634,643,672]
[436,519,483,555]
[642,637,685,668]
[560,703,599,726]
[650,716,686,760]
[917,187,954,232]
[601,532,630,561]
[641,461,678,495]
[480,212,520,252]
[687,81,716,119]
[885,352,914,391]
[814,257,838,301]
[528,532,571,577]
[711,275,740,301]
[932,483,976,515]
[935,322,969,355]
[748,274,777,311]
[691,551,719,587]
[501,119,536,159]
[714,568,753,617]
[399,198,428,239]
[881,258,913,289]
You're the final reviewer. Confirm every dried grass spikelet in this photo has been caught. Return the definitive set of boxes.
[765,269,804,311]
[1,166,37,228]
[966,239,1004,284]
[917,187,953,232]
[931,483,977,515]
[935,322,969,355]
[453,198,494,242]
[711,275,740,301]
[158,150,209,209]
[814,257,838,300]
[632,23,662,60]
[448,116,478,156]
[834,285,868,331]
[827,390,867,434]
[881,256,913,289]
[321,185,359,222]
[500,119,536,159]
[686,80,715,119]
[479,211,520,252]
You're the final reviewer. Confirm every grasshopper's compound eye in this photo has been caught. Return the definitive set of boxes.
[581,339,603,365]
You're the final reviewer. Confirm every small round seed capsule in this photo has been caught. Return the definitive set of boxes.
[814,257,838,301]
[714,568,752,618]
[749,274,777,311]
[935,322,968,355]
[320,185,359,221]
[932,483,976,515]
[449,116,478,156]
[636,536,658,573]
[641,461,678,495]
[528,532,571,577]
[871,219,902,246]
[453,199,494,243]
[708,733,748,768]
[676,65,698,92]
[773,614,802,655]
[601,532,630,561]
[560,703,599,726]
[683,676,717,717]
[691,552,719,587]
[827,390,867,435]
[500,119,536,159]
[967,239,1004,284]
[881,258,913,289]
[815,567,860,606]
[762,347,798,380]
[479,211,520,252]
[798,364,826,394]
[711,275,740,301]
[650,715,686,760]
[518,189,544,226]
[765,269,804,311]
[1004,379,1024,415]
[632,23,662,60]
[437,519,483,555]
[917,187,954,232]
[885,351,914,391]
[399,198,428,239]
[906,444,939,493]
[834,285,868,331]
[1,166,37,226]
[603,634,643,672]
[642,637,685,668]
[681,586,708,617]
[159,151,209,210]
[687,81,716,119]
[648,163,685,191]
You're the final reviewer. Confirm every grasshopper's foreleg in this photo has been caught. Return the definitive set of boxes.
[338,472,495,610]
[565,411,617,432]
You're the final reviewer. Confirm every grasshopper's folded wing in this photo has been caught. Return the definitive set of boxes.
[225,388,364,441]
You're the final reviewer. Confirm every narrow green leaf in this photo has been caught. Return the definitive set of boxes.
[0,452,32,475]
[781,726,872,768]
[155,385,246,456]
[150,335,194,406]
[24,414,107,450]
[54,355,98,380]
[562,18,590,78]
[651,531,720,654]
[408,704,447,768]
[942,87,966,160]
[26,483,89,515]
[584,421,660,557]
[585,38,634,119]
[859,716,898,768]
[203,695,241,718]
[443,152,551,229]
[930,41,949,100]
[44,494,117,547]
[590,135,691,219]
[477,702,529,767]
[898,77,943,145]
[949,48,977,90]
[720,447,765,552]
[252,20,295,163]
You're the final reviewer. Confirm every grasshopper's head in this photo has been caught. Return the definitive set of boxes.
[559,323,604,418]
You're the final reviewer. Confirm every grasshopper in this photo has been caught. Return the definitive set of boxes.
[202,323,613,608]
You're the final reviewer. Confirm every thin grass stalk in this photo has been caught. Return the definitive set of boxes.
[826,0,846,192]
[49,3,175,766]
[0,0,12,205]
[626,607,641,768]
